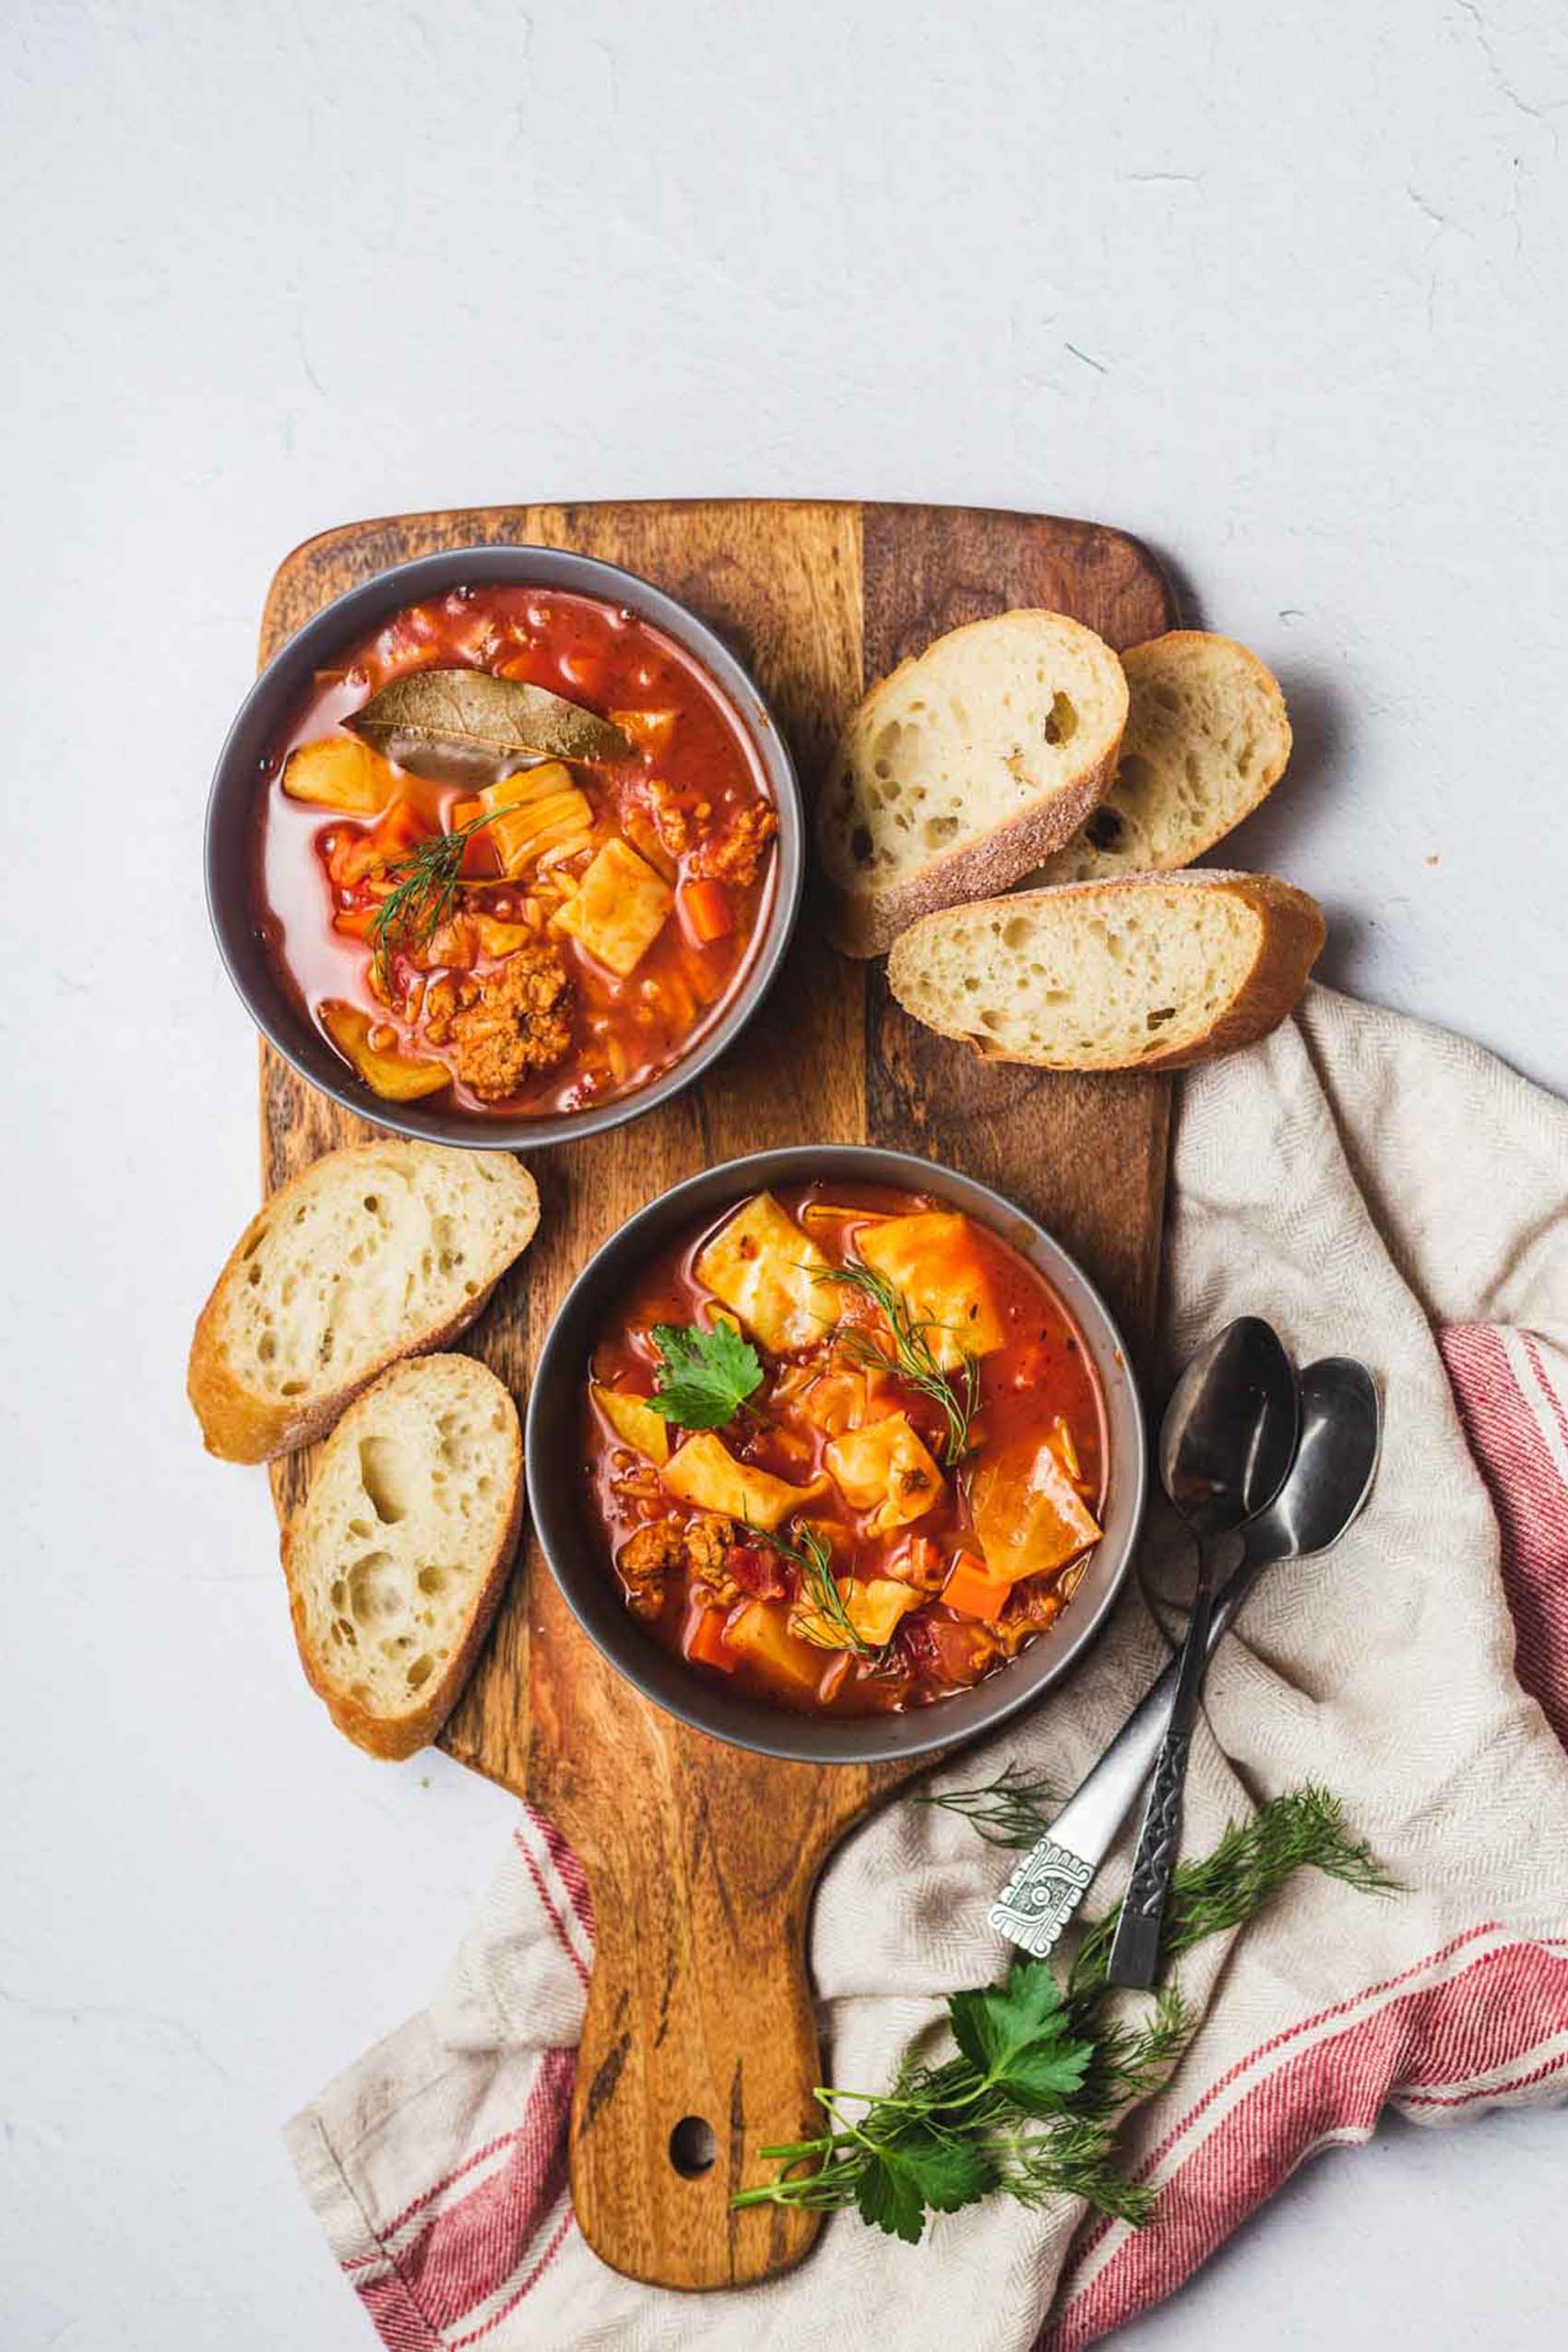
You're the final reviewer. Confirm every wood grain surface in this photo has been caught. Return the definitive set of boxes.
[257,498,1175,2288]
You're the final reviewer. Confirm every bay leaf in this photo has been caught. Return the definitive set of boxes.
[345,668,632,784]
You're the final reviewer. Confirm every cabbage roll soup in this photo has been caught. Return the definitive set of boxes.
[255,585,779,1116]
[582,1182,1108,1716]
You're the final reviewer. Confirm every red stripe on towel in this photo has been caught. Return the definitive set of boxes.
[1047,1935,1568,2349]
[1440,1324,1568,1742]
[352,2049,575,2345]
[513,1826,590,1988]
[528,1804,595,1944]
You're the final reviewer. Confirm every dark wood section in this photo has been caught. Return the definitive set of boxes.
[256,499,1173,2288]
[861,505,1174,1361]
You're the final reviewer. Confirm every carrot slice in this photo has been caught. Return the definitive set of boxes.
[678,877,733,944]
[942,1552,1012,1624]
[683,1609,738,1672]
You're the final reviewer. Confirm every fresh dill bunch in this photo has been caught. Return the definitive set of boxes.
[813,1257,980,1465]
[744,1520,875,1657]
[915,1763,1058,1848]
[367,803,506,985]
[1067,1785,1401,2013]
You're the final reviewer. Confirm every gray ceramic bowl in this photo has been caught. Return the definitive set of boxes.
[205,545,803,1149]
[527,1146,1146,1765]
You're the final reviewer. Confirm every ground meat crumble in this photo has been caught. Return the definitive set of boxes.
[444,940,574,1101]
[687,802,778,887]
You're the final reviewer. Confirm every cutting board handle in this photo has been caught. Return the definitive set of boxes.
[554,1736,873,2288]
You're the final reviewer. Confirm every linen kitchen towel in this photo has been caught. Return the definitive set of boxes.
[287,984,1568,2349]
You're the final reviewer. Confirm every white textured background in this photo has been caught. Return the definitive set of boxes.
[5,2,1566,2346]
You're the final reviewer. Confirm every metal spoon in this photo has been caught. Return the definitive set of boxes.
[989,1358,1380,1959]
[1104,1317,1300,1986]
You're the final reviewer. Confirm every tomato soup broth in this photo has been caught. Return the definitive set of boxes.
[582,1182,1108,1717]
[256,585,778,1117]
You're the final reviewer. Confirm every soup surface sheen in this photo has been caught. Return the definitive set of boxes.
[257,585,778,1117]
[582,1182,1108,1717]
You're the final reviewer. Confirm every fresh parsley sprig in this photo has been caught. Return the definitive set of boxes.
[814,1258,980,1466]
[732,1962,1123,2244]
[647,1320,765,1431]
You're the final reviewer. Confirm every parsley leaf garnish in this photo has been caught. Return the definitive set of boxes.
[855,2130,992,2243]
[949,1963,1094,2114]
[647,1320,764,1431]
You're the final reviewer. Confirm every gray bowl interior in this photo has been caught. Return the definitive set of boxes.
[205,544,803,1149]
[527,1146,1146,1765]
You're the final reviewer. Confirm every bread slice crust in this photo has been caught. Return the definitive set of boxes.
[817,610,1130,957]
[281,1355,524,1760]
[1029,632,1292,886]
[886,870,1325,1072]
[187,1140,540,1464]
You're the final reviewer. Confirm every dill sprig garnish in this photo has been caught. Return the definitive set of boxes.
[366,803,505,985]
[744,1519,876,1657]
[732,1787,1398,2245]
[1064,1785,1400,2012]
[813,1258,980,1466]
[915,1763,1058,1848]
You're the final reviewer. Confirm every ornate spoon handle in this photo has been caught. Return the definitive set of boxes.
[1104,1527,1232,1988]
[989,1538,1257,1961]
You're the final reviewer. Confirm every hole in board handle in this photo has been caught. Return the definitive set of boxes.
[669,2115,718,2178]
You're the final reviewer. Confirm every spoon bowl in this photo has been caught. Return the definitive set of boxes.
[1159,1315,1301,1538]
[1238,1356,1381,1569]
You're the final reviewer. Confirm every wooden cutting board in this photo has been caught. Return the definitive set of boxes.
[259,499,1175,2289]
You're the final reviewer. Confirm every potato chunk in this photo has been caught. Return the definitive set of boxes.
[660,1431,826,1530]
[591,1384,670,1466]
[552,836,672,975]
[970,1431,1102,1583]
[319,1001,450,1101]
[695,1192,836,1354]
[282,737,394,815]
[725,1602,824,1695]
[825,1410,944,1536]
[854,1212,1006,1370]
[840,1575,922,1647]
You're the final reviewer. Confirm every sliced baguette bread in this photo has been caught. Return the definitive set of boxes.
[282,1355,523,1759]
[188,1141,539,1464]
[1026,632,1292,886]
[817,611,1129,957]
[886,871,1324,1072]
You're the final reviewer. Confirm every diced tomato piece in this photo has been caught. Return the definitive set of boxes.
[942,1552,1012,1623]
[678,877,733,945]
[726,1544,790,1602]
[910,1613,995,1688]
[683,1610,738,1672]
